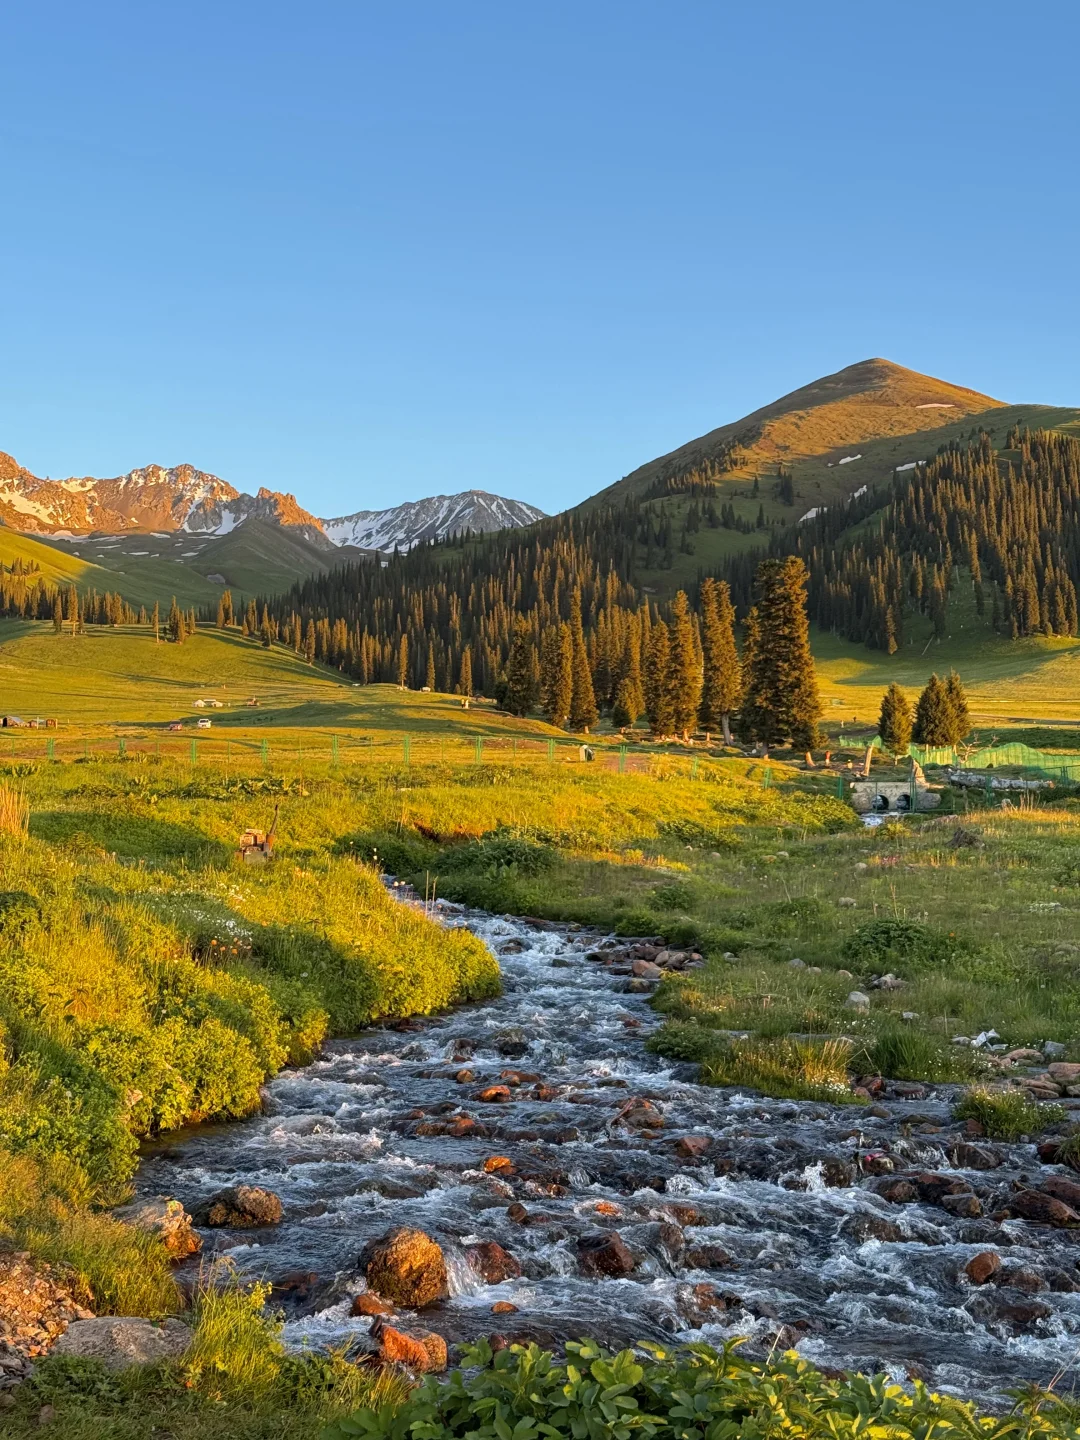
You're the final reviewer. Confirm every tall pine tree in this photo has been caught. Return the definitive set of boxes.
[912,674,952,745]
[698,578,741,744]
[740,558,820,749]
[877,683,913,757]
[644,621,673,735]
[568,592,598,731]
[664,590,701,738]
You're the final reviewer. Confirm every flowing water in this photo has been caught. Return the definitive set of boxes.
[136,899,1080,1402]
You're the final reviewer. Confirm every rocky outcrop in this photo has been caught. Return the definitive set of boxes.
[50,1317,191,1371]
[360,1228,448,1308]
[112,1197,201,1258]
[203,1186,283,1228]
[370,1317,448,1373]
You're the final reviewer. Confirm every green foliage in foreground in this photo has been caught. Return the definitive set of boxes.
[954,1086,1066,1141]
[321,1337,1080,1440]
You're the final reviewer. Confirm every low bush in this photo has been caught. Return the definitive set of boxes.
[841,917,977,977]
[322,1336,1079,1440]
[954,1086,1065,1141]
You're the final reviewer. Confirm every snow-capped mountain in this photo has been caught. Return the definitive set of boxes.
[0,451,542,553]
[322,491,544,551]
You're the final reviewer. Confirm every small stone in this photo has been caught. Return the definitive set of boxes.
[465,1242,521,1284]
[576,1232,635,1278]
[112,1196,201,1257]
[352,1292,394,1317]
[788,958,806,970]
[1040,1176,1080,1209]
[941,1193,982,1218]
[1048,1063,1080,1084]
[455,1069,475,1083]
[838,897,857,908]
[1044,1041,1067,1059]
[482,1156,515,1174]
[675,1134,710,1159]
[473,1085,513,1103]
[846,991,870,1011]
[375,1322,447,1373]
[491,1301,518,1314]
[506,1202,529,1223]
[965,1251,1001,1285]
[631,958,662,979]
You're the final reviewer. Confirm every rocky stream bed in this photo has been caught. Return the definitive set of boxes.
[128,898,1080,1404]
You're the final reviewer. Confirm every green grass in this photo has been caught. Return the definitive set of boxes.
[954,1086,1065,1141]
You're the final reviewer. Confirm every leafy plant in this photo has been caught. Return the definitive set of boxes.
[320,1336,1080,1440]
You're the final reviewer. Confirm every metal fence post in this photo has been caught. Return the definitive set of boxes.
[403,734,411,764]
[47,737,55,761]
[619,745,627,774]
[547,738,555,762]
[118,737,126,758]
[475,735,483,764]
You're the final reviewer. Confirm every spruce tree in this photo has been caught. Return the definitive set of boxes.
[458,645,473,696]
[699,578,741,744]
[152,600,160,644]
[644,621,673,735]
[877,683,913,757]
[568,593,598,731]
[944,670,970,743]
[425,645,437,691]
[912,674,953,745]
[504,619,536,717]
[304,619,316,664]
[396,634,409,688]
[540,623,572,728]
[52,592,62,634]
[167,597,183,644]
[664,590,701,738]
[740,558,820,748]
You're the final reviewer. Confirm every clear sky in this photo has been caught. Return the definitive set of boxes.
[1,2,1077,517]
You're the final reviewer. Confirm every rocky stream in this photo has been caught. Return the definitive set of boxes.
[132,898,1080,1403]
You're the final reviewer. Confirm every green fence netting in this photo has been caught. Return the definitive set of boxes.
[909,741,1080,781]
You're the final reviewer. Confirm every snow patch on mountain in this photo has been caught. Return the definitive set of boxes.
[322,490,544,551]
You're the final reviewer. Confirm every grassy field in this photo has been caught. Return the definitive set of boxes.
[5,619,1080,1434]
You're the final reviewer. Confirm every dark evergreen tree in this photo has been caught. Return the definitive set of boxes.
[740,558,820,749]
[568,592,598,731]
[912,673,953,745]
[665,590,700,738]
[698,578,741,744]
[944,670,970,743]
[504,619,536,717]
[540,624,572,727]
[877,683,913,757]
[644,621,673,735]
[458,645,473,696]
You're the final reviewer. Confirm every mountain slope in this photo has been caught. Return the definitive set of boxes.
[322,491,545,551]
[595,358,1006,504]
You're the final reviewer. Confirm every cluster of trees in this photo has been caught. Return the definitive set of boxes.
[799,430,1080,649]
[877,671,970,755]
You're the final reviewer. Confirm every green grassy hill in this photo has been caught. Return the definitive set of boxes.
[8,515,358,612]
[575,359,1080,599]
[0,622,569,736]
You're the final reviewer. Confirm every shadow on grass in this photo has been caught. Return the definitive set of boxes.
[30,810,232,867]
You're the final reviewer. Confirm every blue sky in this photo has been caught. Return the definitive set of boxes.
[1,2,1077,516]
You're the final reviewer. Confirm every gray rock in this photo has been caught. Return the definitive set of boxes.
[50,1318,191,1371]
[846,991,870,1011]
[1044,1041,1067,1059]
